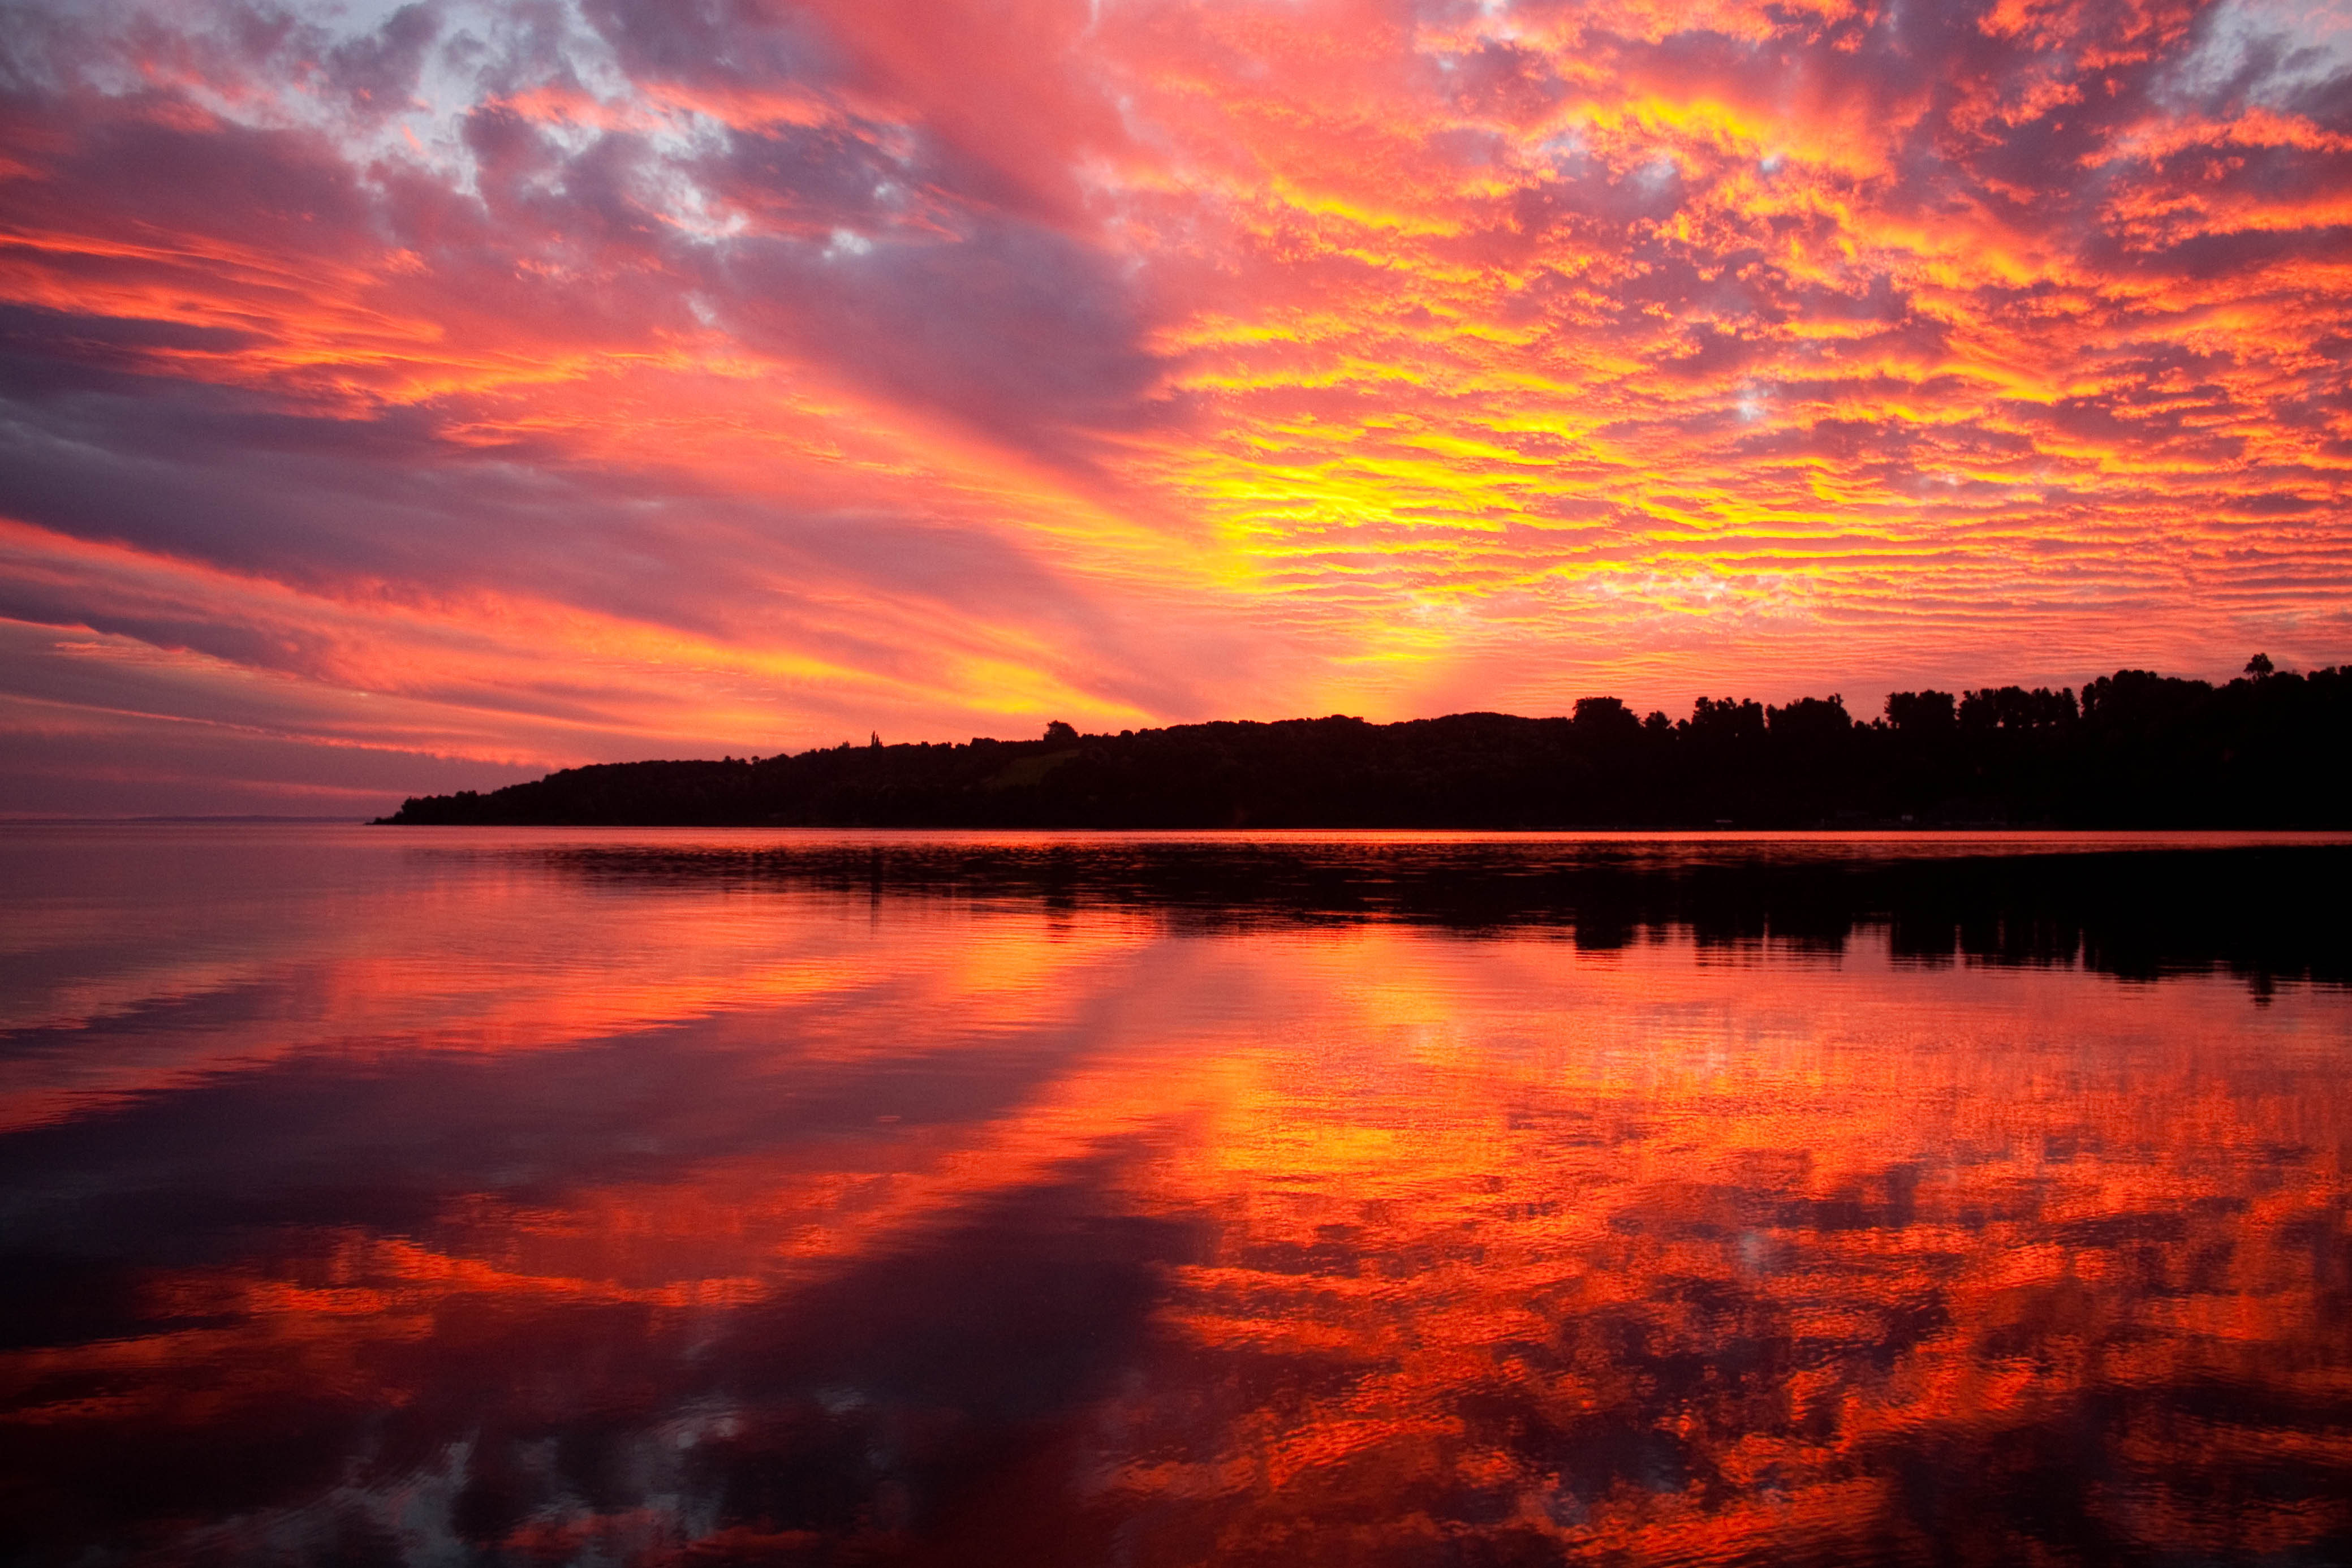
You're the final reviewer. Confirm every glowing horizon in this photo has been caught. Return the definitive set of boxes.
[2,0,2348,813]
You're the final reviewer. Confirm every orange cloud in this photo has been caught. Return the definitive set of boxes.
[0,0,2346,809]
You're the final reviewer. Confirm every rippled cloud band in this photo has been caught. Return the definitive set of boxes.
[2,0,2347,810]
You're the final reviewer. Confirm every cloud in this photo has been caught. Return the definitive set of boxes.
[0,0,2347,810]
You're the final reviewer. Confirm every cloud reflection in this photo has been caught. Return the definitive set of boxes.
[1,830,2347,1562]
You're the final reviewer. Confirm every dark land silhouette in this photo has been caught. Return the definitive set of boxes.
[381,658,2351,829]
[536,838,2352,993]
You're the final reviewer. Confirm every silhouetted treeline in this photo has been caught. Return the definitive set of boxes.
[380,659,2352,828]
[535,838,2352,992]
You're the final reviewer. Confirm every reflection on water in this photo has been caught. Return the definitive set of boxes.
[2,826,2347,1566]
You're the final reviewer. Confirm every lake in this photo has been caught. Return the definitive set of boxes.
[2,826,2348,1566]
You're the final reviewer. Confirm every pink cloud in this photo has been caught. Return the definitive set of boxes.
[0,0,2347,812]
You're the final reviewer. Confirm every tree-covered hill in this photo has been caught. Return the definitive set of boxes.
[380,661,2351,829]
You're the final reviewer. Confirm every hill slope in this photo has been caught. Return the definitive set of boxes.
[380,666,2352,829]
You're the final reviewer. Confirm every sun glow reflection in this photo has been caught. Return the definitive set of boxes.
[2,829,2345,1562]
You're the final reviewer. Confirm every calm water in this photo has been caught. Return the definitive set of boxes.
[2,826,2348,1566]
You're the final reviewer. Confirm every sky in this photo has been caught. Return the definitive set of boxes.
[1,0,2349,815]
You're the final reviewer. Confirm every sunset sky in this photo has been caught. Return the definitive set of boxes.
[3,0,2349,814]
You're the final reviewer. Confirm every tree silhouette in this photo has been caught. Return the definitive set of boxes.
[379,661,2352,829]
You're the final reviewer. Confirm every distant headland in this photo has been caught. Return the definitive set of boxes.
[380,660,2350,829]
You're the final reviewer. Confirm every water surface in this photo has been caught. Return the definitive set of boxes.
[3,827,2347,1565]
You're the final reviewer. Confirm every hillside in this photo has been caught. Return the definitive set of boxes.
[380,663,2352,829]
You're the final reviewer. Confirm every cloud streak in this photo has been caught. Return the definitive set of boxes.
[0,0,2346,810]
